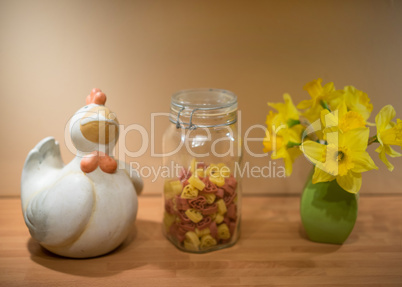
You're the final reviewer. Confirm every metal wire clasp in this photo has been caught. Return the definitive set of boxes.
[174,104,237,130]
[176,107,199,130]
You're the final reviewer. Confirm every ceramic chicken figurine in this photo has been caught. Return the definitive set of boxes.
[21,88,143,258]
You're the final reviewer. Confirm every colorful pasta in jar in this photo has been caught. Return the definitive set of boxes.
[162,89,241,253]
[163,160,239,252]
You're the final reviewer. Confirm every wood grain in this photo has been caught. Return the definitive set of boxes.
[0,195,401,286]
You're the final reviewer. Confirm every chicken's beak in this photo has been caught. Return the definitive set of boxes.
[80,106,119,144]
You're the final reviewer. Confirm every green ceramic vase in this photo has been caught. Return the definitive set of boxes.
[300,173,358,244]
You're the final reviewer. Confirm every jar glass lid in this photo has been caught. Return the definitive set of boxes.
[170,89,238,129]
[171,88,237,110]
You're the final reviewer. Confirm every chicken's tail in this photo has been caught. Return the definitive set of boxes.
[21,137,64,208]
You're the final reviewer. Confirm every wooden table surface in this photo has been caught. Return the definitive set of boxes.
[1,195,401,287]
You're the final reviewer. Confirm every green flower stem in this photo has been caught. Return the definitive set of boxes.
[320,100,331,111]
[287,142,301,148]
[287,119,301,128]
[368,135,379,145]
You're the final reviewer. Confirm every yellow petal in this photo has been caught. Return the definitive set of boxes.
[384,144,402,158]
[327,90,344,110]
[300,140,326,164]
[351,151,378,173]
[337,100,348,120]
[268,93,300,121]
[268,102,282,112]
[271,146,287,160]
[297,99,313,110]
[380,119,402,147]
[322,81,335,95]
[344,86,373,121]
[287,125,303,144]
[264,134,284,154]
[320,109,338,129]
[341,128,369,151]
[283,93,300,120]
[325,129,339,146]
[376,146,394,172]
[265,111,277,131]
[375,105,395,134]
[303,78,323,98]
[336,172,362,194]
[312,166,336,183]
[262,129,273,152]
[283,147,302,176]
[302,105,323,123]
[375,144,402,172]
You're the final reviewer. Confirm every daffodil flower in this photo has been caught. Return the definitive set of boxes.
[297,78,341,122]
[263,123,302,176]
[375,105,402,171]
[263,94,303,176]
[264,78,402,194]
[336,86,373,121]
[320,100,366,136]
[271,144,302,176]
[268,93,300,122]
[301,128,378,194]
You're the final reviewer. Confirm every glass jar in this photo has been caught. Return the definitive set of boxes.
[162,88,242,253]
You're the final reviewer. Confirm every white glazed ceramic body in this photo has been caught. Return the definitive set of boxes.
[21,90,142,258]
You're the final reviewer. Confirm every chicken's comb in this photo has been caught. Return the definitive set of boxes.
[86,88,106,105]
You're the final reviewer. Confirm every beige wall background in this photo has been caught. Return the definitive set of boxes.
[1,0,401,196]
